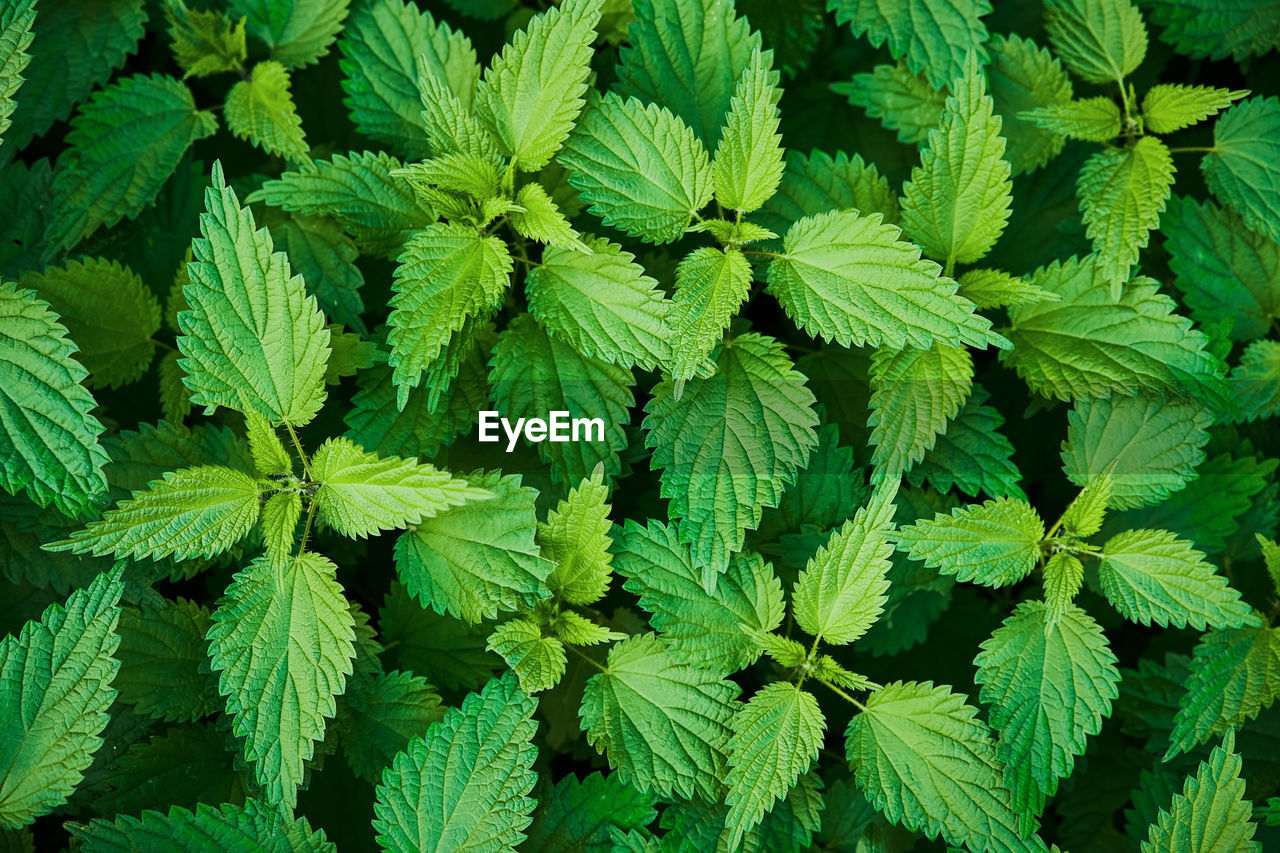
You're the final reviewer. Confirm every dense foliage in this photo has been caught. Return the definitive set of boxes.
[2,0,1279,850]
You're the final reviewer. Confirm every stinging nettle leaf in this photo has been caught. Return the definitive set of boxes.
[712,48,785,213]
[988,33,1074,175]
[896,497,1045,588]
[228,0,350,69]
[1202,96,1280,243]
[487,618,566,695]
[539,465,614,607]
[1021,96,1122,142]
[1141,84,1248,134]
[69,798,334,853]
[1044,0,1147,85]
[838,60,947,147]
[0,0,35,151]
[165,0,247,79]
[178,162,331,426]
[1142,731,1258,853]
[223,60,309,163]
[868,343,974,485]
[828,0,993,90]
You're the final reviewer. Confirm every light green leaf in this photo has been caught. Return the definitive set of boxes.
[248,151,436,258]
[487,618,566,694]
[114,598,219,722]
[616,0,761,145]
[1203,96,1280,242]
[48,465,260,562]
[975,601,1120,825]
[1061,395,1211,510]
[387,222,511,409]
[669,247,752,383]
[909,384,1025,501]
[828,0,992,89]
[0,567,123,828]
[1142,731,1258,853]
[755,149,898,239]
[1142,84,1248,134]
[490,313,634,485]
[712,48,785,213]
[580,633,738,800]
[989,34,1074,175]
[244,410,291,477]
[1098,528,1256,629]
[373,673,538,853]
[896,497,1045,588]
[615,520,784,678]
[793,484,898,645]
[901,51,1012,267]
[955,268,1061,310]
[416,55,499,161]
[0,0,35,150]
[1043,553,1084,623]
[725,683,825,845]
[868,344,973,485]
[1059,472,1113,539]
[178,162,331,426]
[474,0,602,171]
[1167,626,1280,758]
[224,60,308,162]
[527,236,672,371]
[165,1,247,79]
[1003,255,1224,402]
[1232,340,1280,422]
[644,333,818,588]
[838,61,946,146]
[69,800,334,853]
[228,0,349,68]
[1022,96,1122,141]
[768,209,1004,350]
[845,680,1044,853]
[1045,0,1147,84]
[207,552,357,810]
[312,436,487,538]
[1079,136,1176,293]
[560,93,713,243]
[510,182,588,251]
[341,669,444,784]
[260,490,301,566]
[539,466,613,606]
[47,74,217,253]
[394,470,552,624]
[338,0,479,160]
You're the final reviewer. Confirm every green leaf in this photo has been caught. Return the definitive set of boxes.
[845,680,1044,853]
[793,484,897,645]
[47,74,217,253]
[1142,731,1258,853]
[69,800,334,853]
[1043,553,1084,623]
[510,182,588,251]
[1167,626,1280,758]
[725,683,825,844]
[1203,96,1280,243]
[712,48,785,213]
[248,151,436,257]
[1022,96,1122,141]
[668,247,753,383]
[374,672,539,853]
[616,0,761,145]
[828,0,992,89]
[178,162,331,426]
[380,582,500,691]
[260,490,301,566]
[394,470,553,623]
[244,410,290,477]
[1232,340,1280,422]
[908,384,1025,501]
[228,0,349,68]
[958,268,1062,309]
[311,436,486,539]
[1061,395,1210,510]
[521,772,657,853]
[1144,0,1280,61]
[490,314,634,485]
[559,93,713,244]
[487,618,566,694]
[539,466,613,606]
[868,344,973,484]
[341,669,444,784]
[0,567,123,828]
[527,236,672,371]
[48,465,260,562]
[0,0,35,150]
[1060,472,1113,539]
[1098,528,1255,629]
[18,259,161,390]
[165,1,247,79]
[901,52,1012,268]
[644,333,818,588]
[1161,195,1280,343]
[1142,84,1248,134]
[580,633,738,800]
[224,60,308,162]
[337,0,479,160]
[767,209,1004,350]
[1258,534,1280,597]
[114,598,219,722]
[474,0,602,171]
[896,497,1045,588]
[1045,0,1147,84]
[838,61,947,146]
[4,0,146,153]
[614,520,784,678]
[975,601,1120,825]
[206,552,357,810]
[989,34,1074,175]
[755,150,899,239]
[1003,255,1224,402]
[387,222,511,409]
[416,54,499,161]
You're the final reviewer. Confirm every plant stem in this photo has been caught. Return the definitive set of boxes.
[283,420,312,479]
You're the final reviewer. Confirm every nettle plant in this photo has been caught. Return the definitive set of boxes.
[1,0,1280,851]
